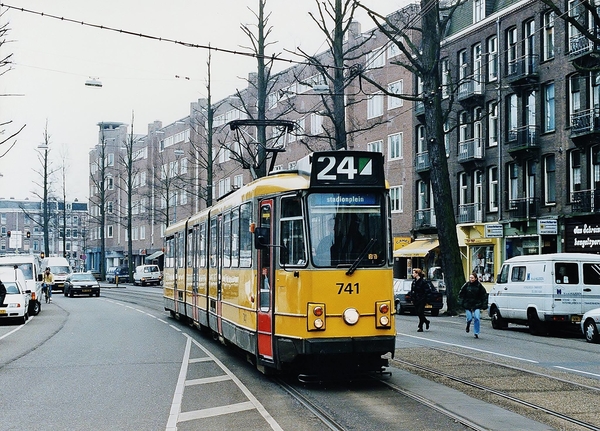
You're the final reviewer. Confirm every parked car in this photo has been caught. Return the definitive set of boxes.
[63,272,101,297]
[393,278,443,316]
[106,266,130,283]
[0,266,30,324]
[581,307,600,343]
[133,264,162,286]
[0,254,42,316]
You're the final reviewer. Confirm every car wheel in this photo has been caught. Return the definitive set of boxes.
[528,309,547,336]
[69,290,74,298]
[30,300,41,316]
[18,315,27,324]
[490,306,507,330]
[583,319,600,343]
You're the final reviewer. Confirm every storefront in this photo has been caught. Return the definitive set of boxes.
[564,217,600,254]
[459,224,502,284]
[393,237,440,279]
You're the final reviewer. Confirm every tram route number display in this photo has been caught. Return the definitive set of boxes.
[309,151,385,188]
[337,282,360,294]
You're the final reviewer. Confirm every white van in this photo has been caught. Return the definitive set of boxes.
[488,253,600,335]
[0,254,42,316]
[41,257,72,292]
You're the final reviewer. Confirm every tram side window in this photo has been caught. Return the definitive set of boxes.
[583,263,600,285]
[187,229,194,268]
[279,196,307,266]
[199,223,207,268]
[165,237,175,269]
[555,262,578,284]
[231,208,240,267]
[177,232,185,270]
[210,218,218,268]
[239,202,253,268]
[223,211,231,268]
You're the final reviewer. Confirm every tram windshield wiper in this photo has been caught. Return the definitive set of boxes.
[346,238,377,276]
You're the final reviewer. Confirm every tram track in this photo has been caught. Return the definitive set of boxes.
[390,347,600,431]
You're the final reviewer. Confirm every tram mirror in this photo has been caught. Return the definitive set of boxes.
[254,227,270,249]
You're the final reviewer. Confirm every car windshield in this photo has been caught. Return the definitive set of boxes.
[308,192,386,268]
[4,282,20,294]
[50,266,72,275]
[0,263,33,280]
[71,274,95,282]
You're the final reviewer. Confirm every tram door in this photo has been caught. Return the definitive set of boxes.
[257,200,274,359]
[190,227,199,323]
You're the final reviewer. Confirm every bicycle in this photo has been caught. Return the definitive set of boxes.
[42,283,51,303]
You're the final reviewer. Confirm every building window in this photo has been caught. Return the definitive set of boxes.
[107,177,114,190]
[543,82,555,132]
[506,27,517,74]
[525,90,536,128]
[488,166,498,212]
[592,146,600,191]
[544,154,556,204]
[390,186,403,212]
[311,113,324,134]
[507,94,518,139]
[543,11,555,60]
[365,47,385,70]
[570,150,582,198]
[388,133,403,160]
[367,140,383,153]
[107,153,114,167]
[487,101,498,147]
[473,43,482,91]
[367,93,384,119]
[569,75,581,120]
[388,80,403,110]
[107,225,113,238]
[487,36,498,81]
[473,0,484,22]
[107,201,113,214]
[441,59,450,98]
[458,49,468,88]
[508,163,519,202]
[459,172,468,206]
[524,19,536,62]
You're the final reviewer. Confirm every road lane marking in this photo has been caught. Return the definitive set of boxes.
[166,335,192,431]
[399,333,539,363]
[554,366,600,378]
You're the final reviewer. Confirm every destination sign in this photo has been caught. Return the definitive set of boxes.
[305,151,385,188]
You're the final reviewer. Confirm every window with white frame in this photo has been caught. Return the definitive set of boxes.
[544,154,556,204]
[459,111,468,145]
[367,140,383,153]
[543,11,555,60]
[473,43,482,90]
[180,158,188,174]
[458,49,468,86]
[487,101,498,147]
[592,146,600,191]
[488,166,498,211]
[569,75,581,120]
[140,197,146,213]
[367,92,384,119]
[388,133,403,160]
[140,226,146,240]
[543,82,555,132]
[525,90,536,127]
[180,190,188,205]
[107,153,114,167]
[311,113,323,134]
[388,43,400,59]
[107,177,114,190]
[365,47,385,69]
[218,177,231,197]
[218,145,231,164]
[506,27,517,72]
[441,59,450,98]
[570,150,582,197]
[508,163,519,201]
[507,94,518,138]
[107,225,113,238]
[487,36,498,81]
[132,226,138,241]
[473,0,484,22]
[459,172,468,206]
[388,80,403,109]
[234,174,243,189]
[390,186,403,212]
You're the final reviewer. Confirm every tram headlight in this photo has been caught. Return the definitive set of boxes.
[376,300,392,328]
[308,303,326,331]
[343,308,360,325]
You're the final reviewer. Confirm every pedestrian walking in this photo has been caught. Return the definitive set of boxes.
[410,268,430,332]
[458,272,488,338]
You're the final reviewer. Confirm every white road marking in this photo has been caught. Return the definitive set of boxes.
[554,366,600,378]
[399,332,539,363]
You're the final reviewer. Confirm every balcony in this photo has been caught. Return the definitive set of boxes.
[570,108,600,144]
[506,54,539,86]
[508,197,539,219]
[507,125,539,157]
[571,189,600,213]
[457,203,484,224]
[415,151,430,172]
[458,138,484,164]
[457,76,484,105]
[569,32,600,63]
[415,208,436,229]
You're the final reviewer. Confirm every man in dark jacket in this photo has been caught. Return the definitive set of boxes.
[458,273,488,338]
[410,268,430,332]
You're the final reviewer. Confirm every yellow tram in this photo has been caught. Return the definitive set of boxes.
[163,151,396,374]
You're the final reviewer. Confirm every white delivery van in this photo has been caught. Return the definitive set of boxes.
[41,257,72,292]
[488,253,600,335]
[0,254,42,315]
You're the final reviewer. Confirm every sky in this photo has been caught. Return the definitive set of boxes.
[0,0,408,202]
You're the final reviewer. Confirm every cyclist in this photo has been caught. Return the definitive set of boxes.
[42,267,54,303]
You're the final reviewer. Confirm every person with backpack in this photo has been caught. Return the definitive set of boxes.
[458,272,488,338]
[410,268,431,332]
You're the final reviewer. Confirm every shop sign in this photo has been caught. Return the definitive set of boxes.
[537,219,557,235]
[485,224,503,238]
[565,219,600,253]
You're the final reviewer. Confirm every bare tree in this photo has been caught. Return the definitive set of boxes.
[358,0,467,314]
[0,9,25,156]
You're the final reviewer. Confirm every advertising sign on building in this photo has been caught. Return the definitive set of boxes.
[537,219,558,235]
[485,224,503,238]
[565,219,600,253]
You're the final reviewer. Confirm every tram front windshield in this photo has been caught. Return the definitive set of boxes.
[308,192,386,268]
